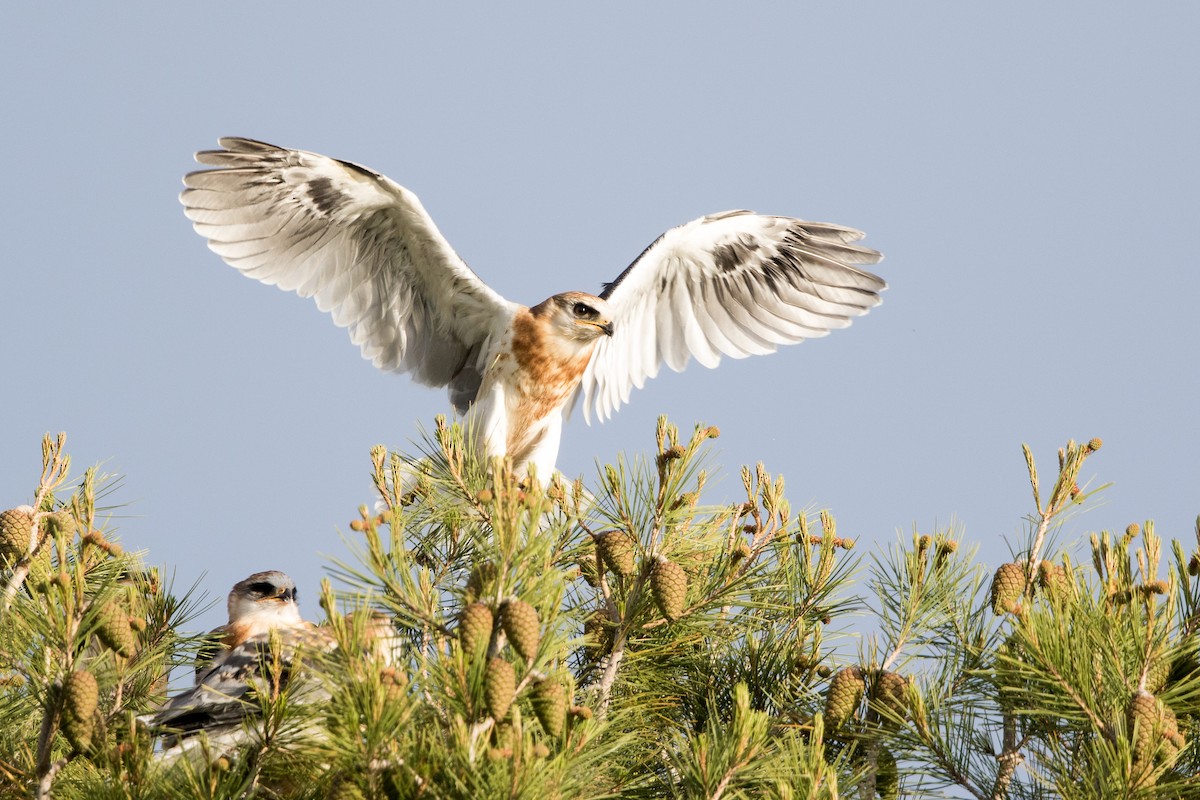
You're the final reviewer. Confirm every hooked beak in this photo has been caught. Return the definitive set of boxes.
[578,319,614,337]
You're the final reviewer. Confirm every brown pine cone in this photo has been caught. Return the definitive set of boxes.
[650,556,687,621]
[95,601,137,658]
[498,598,540,661]
[465,561,498,603]
[530,677,566,738]
[1145,656,1172,695]
[578,554,601,587]
[990,562,1026,614]
[0,506,34,564]
[595,530,635,577]
[41,510,76,539]
[1127,689,1183,768]
[1037,560,1069,597]
[583,611,611,659]
[872,670,909,728]
[484,657,516,720]
[459,602,494,656]
[61,670,99,753]
[824,666,865,730]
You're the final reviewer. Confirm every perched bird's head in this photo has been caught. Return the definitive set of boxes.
[227,570,302,632]
[540,292,614,342]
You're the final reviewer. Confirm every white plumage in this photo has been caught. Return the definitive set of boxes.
[183,138,885,478]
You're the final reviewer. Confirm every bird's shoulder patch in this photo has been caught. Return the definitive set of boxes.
[224,620,256,649]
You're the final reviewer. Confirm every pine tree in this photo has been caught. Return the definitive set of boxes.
[2,426,1198,798]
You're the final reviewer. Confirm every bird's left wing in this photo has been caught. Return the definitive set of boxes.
[152,625,333,736]
[579,210,885,422]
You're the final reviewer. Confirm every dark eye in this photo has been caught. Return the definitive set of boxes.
[247,581,275,597]
[573,302,594,318]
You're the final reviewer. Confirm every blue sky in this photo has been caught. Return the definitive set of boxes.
[2,3,1197,631]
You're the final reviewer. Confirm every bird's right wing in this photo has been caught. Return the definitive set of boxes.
[182,138,514,393]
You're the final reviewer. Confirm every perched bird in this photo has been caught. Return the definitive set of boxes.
[150,571,333,753]
[183,138,886,479]
[150,572,401,762]
[189,570,316,680]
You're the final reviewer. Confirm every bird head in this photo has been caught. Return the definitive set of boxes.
[227,570,303,632]
[543,292,614,342]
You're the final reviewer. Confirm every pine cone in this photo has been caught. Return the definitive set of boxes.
[1037,560,1069,597]
[1127,690,1182,768]
[492,720,515,750]
[484,657,516,720]
[650,556,687,621]
[1163,716,1187,760]
[990,562,1025,614]
[498,599,540,661]
[1127,690,1158,767]
[95,601,136,658]
[595,531,635,577]
[1145,656,1172,695]
[0,506,34,564]
[61,670,99,753]
[1156,700,1183,763]
[41,510,76,539]
[584,611,611,659]
[531,678,566,738]
[459,602,494,656]
[465,561,498,603]
[578,554,601,587]
[824,666,864,730]
[872,670,909,728]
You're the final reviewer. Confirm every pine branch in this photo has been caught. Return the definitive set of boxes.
[2,433,71,613]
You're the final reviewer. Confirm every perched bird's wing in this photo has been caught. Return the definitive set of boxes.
[578,210,885,421]
[192,625,229,682]
[152,638,264,734]
[152,625,333,737]
[182,138,514,407]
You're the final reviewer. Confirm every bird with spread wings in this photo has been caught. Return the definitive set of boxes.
[182,139,885,480]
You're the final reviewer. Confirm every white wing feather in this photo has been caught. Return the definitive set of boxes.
[580,210,885,421]
[181,138,514,401]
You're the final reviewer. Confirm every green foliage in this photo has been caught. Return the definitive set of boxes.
[0,434,203,799]
[1,427,1197,799]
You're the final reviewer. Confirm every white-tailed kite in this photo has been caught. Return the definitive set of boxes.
[151,571,333,752]
[150,572,401,762]
[183,138,885,479]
